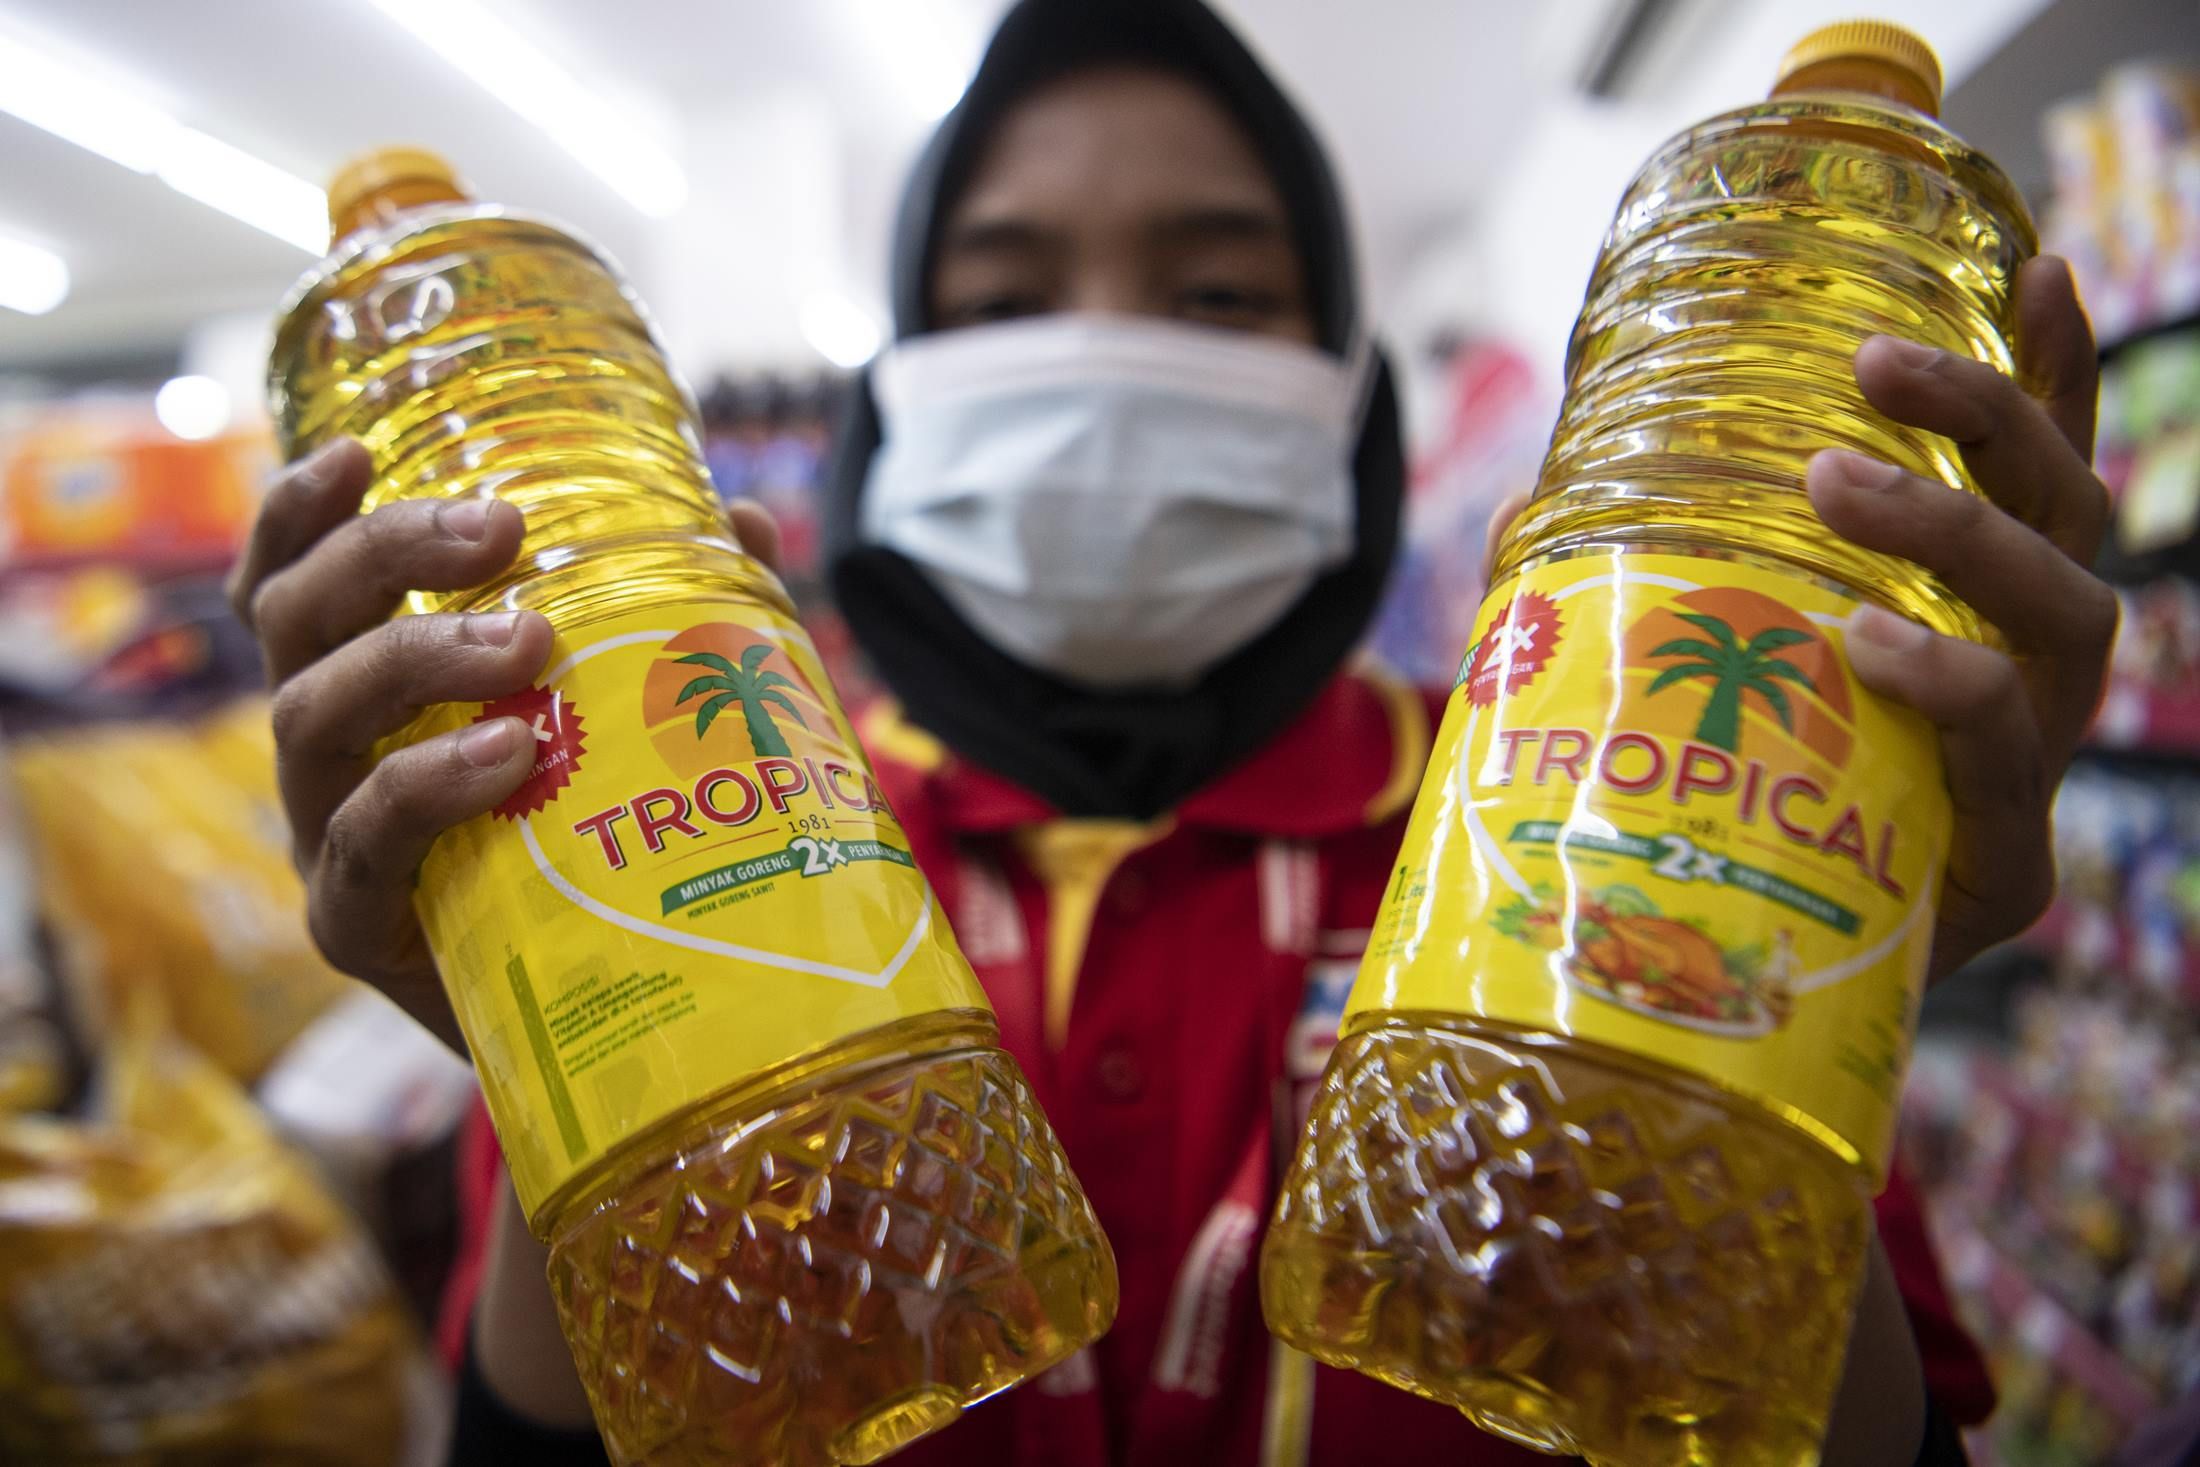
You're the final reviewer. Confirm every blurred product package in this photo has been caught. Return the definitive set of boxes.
[1365,332,1550,685]
[8,699,347,1083]
[2041,63,2200,345]
[0,405,268,572]
[0,752,65,1115]
[253,986,477,1301]
[1905,764,2200,1461]
[0,999,423,1464]
[2097,329,2200,570]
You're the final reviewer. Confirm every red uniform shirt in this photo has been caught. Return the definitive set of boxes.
[444,666,1993,1464]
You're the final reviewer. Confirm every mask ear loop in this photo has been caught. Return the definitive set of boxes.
[1340,329,1381,434]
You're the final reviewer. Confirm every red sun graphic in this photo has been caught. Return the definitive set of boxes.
[477,687,587,819]
[1463,590,1564,707]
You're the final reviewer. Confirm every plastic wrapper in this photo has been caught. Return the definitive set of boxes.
[0,1002,416,1464]
[0,741,67,1115]
[0,1001,66,1116]
[9,700,346,1082]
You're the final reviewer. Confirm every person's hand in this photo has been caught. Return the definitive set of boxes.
[1807,254,2112,982]
[1482,255,2114,986]
[230,439,784,1046]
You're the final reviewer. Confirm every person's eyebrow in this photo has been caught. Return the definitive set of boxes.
[937,217,1053,258]
[1148,204,1289,246]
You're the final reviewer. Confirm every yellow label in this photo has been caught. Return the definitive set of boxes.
[413,602,989,1219]
[1348,552,1950,1175]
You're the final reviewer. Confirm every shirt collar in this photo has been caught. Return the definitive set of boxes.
[861,661,1432,839]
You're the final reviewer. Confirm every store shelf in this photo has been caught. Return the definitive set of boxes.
[2093,536,2200,594]
[1970,1046,2200,1218]
[1946,1230,2162,1426]
[0,544,237,585]
[2084,680,2200,764]
[2100,309,2200,369]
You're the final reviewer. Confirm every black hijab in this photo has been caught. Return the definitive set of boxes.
[822,0,1405,820]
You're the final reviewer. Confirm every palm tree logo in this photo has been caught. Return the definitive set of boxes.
[1645,612,1816,752]
[669,644,809,757]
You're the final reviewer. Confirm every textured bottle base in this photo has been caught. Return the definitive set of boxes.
[546,1021,1116,1467]
[1261,1015,1870,1467]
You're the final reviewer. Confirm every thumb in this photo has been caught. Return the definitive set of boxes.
[729,499,786,576]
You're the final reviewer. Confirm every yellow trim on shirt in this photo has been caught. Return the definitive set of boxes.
[1260,1341,1317,1467]
[1015,818,1171,1051]
[1359,659,1432,827]
[857,700,949,775]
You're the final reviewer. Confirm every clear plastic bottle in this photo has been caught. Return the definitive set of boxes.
[269,149,1116,1467]
[1261,24,2033,1466]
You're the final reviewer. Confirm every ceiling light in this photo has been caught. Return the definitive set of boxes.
[157,129,326,252]
[800,293,883,369]
[839,0,979,121]
[365,0,687,218]
[0,232,69,315]
[0,32,170,172]
[0,30,325,253]
[155,375,231,440]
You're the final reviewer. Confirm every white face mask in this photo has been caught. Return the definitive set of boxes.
[861,314,1365,690]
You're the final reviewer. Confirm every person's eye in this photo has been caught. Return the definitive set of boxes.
[1177,282,1282,328]
[945,292,1048,328]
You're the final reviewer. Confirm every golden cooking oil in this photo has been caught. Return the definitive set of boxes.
[269,149,1114,1467]
[1263,24,2032,1466]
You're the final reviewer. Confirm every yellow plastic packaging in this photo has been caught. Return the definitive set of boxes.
[0,770,63,1115]
[10,702,347,1083]
[1263,23,2034,1465]
[0,1000,415,1464]
[269,149,1114,1466]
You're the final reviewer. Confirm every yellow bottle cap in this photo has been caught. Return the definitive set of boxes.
[325,146,471,246]
[1772,20,1943,117]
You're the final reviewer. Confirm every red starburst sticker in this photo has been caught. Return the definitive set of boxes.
[1462,590,1564,706]
[479,687,586,819]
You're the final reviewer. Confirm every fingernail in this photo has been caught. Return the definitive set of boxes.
[1871,335,1940,370]
[1848,604,1931,652]
[469,611,522,647]
[460,718,520,766]
[297,438,355,487]
[2039,254,2087,312]
[439,497,493,541]
[1819,449,1905,489]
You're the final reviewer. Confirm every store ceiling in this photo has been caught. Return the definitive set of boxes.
[0,0,1564,378]
[0,0,2072,384]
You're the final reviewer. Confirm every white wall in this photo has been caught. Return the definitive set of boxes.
[642,89,858,378]
[1381,0,2056,421]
